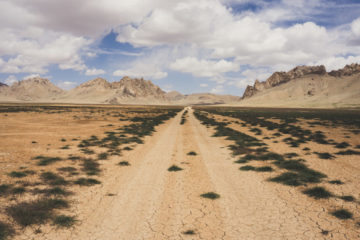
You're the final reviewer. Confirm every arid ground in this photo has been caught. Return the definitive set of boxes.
[0,104,359,240]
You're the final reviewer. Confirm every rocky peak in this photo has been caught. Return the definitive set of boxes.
[114,76,166,98]
[329,63,360,77]
[77,77,111,89]
[0,82,8,87]
[242,65,326,99]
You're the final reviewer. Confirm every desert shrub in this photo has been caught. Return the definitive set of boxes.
[331,209,353,219]
[34,156,62,166]
[187,151,197,156]
[0,221,14,240]
[200,192,220,200]
[53,215,76,228]
[118,161,130,166]
[302,187,333,199]
[6,198,69,226]
[74,178,101,186]
[168,165,183,172]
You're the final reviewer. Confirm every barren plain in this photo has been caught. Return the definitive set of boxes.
[0,104,359,240]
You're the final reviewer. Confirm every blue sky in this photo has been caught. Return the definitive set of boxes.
[0,0,360,96]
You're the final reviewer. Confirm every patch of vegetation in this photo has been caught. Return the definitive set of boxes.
[168,165,183,172]
[182,229,195,235]
[314,152,334,159]
[0,221,15,240]
[302,187,333,199]
[52,215,76,228]
[74,178,101,186]
[339,195,355,202]
[80,148,95,155]
[34,156,62,166]
[187,151,197,156]
[331,209,353,219]
[328,180,344,185]
[40,172,68,186]
[335,150,360,155]
[335,142,350,149]
[8,171,27,178]
[254,166,273,172]
[123,146,133,151]
[200,192,220,200]
[239,165,255,171]
[6,198,69,226]
[81,158,100,175]
[57,167,77,173]
[34,187,71,196]
[60,145,70,150]
[97,152,108,160]
[180,110,188,125]
[118,161,130,166]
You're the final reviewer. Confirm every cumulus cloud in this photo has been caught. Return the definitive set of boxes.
[200,83,208,87]
[113,68,167,79]
[170,57,239,78]
[85,68,106,76]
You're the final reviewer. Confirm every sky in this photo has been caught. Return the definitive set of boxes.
[0,0,360,96]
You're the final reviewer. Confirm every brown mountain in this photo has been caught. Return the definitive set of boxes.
[0,77,64,101]
[238,64,360,108]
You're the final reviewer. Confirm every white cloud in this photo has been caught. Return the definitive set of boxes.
[200,83,208,87]
[113,68,167,79]
[24,74,41,80]
[85,68,106,76]
[170,57,239,78]
[351,17,360,37]
[57,81,77,90]
[4,75,18,85]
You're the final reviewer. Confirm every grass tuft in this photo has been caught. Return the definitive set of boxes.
[187,151,197,156]
[0,221,15,240]
[6,198,69,226]
[200,192,220,200]
[168,165,183,172]
[182,229,195,235]
[52,215,76,228]
[302,187,333,199]
[239,165,255,171]
[118,161,130,166]
[331,209,353,219]
[74,178,101,186]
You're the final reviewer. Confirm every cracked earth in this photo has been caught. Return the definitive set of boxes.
[15,108,360,240]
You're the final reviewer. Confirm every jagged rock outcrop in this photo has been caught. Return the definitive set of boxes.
[242,65,326,99]
[7,77,64,101]
[329,63,360,77]
[113,77,166,98]
[0,82,8,87]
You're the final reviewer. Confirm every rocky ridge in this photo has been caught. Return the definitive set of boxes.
[243,65,328,99]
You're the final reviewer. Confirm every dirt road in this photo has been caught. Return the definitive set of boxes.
[23,108,359,240]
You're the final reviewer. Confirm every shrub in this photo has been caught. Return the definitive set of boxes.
[200,192,220,200]
[53,215,76,228]
[0,221,15,240]
[168,165,183,172]
[239,165,255,171]
[118,161,130,166]
[302,187,333,199]
[331,209,353,219]
[6,198,69,226]
[74,178,101,186]
[187,151,197,156]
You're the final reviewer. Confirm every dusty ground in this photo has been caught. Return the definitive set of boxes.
[1,105,359,239]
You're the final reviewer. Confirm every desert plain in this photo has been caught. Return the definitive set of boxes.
[0,104,359,240]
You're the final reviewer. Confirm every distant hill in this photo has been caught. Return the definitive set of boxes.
[0,77,64,101]
[238,64,360,108]
[1,64,359,107]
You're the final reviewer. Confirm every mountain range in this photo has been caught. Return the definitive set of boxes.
[0,63,359,107]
